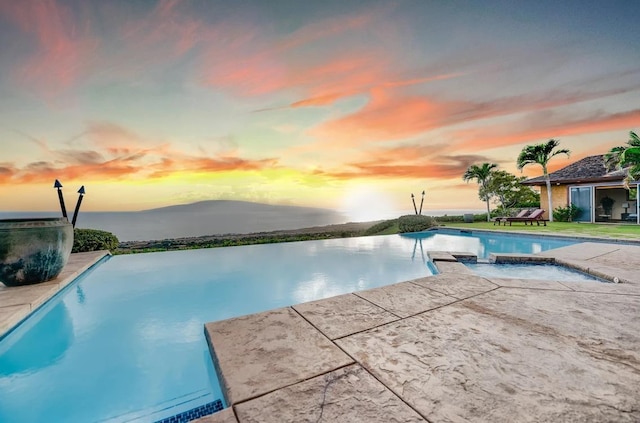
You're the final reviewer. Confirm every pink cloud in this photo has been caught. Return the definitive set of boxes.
[454,109,640,151]
[1,0,99,99]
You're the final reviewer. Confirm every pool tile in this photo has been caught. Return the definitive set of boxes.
[192,407,238,423]
[293,294,399,340]
[336,289,640,422]
[355,281,457,318]
[205,307,353,405]
[411,273,498,300]
[234,364,426,423]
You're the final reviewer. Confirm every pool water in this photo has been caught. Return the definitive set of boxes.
[464,262,603,282]
[0,230,579,422]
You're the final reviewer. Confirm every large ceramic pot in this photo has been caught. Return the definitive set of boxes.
[0,218,73,287]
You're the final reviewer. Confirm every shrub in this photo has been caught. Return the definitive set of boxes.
[363,219,396,235]
[398,215,438,233]
[433,214,465,223]
[552,204,582,222]
[72,229,120,253]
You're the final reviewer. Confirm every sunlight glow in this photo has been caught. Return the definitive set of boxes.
[340,185,398,222]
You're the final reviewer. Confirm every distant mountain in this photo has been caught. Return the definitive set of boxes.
[67,200,350,242]
[141,200,337,215]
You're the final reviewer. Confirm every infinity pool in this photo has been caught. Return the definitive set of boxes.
[0,230,578,422]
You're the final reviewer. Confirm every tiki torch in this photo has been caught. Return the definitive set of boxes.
[71,186,85,228]
[419,190,425,215]
[411,193,418,215]
[54,179,68,219]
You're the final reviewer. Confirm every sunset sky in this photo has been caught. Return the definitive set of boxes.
[1,0,638,220]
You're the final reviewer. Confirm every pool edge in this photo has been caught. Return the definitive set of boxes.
[0,250,111,339]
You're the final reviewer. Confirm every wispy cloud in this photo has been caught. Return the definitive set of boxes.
[0,0,99,99]
[0,122,279,184]
[454,109,640,151]
[312,143,499,180]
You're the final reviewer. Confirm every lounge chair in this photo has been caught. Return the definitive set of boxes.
[493,209,531,226]
[504,209,548,226]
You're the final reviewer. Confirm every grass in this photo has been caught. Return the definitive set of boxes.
[442,220,640,240]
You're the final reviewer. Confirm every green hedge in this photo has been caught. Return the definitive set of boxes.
[363,219,396,235]
[72,229,119,253]
[398,215,438,233]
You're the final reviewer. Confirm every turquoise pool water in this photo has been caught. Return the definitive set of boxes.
[0,230,578,422]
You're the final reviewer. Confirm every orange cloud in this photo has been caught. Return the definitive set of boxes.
[312,143,500,180]
[0,122,280,185]
[1,0,99,99]
[455,109,640,151]
[309,88,453,146]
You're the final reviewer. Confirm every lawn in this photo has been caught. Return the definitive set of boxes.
[441,220,640,241]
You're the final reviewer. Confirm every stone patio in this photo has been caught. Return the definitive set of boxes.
[202,241,640,422]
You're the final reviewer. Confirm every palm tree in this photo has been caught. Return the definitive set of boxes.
[517,139,570,222]
[463,163,498,222]
[604,131,640,187]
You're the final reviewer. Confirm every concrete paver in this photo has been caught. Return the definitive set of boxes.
[293,293,399,340]
[204,307,353,405]
[193,408,238,423]
[411,273,499,299]
[0,304,30,335]
[356,281,457,318]
[488,277,573,291]
[205,240,640,423]
[234,364,426,423]
[433,260,474,274]
[337,288,640,422]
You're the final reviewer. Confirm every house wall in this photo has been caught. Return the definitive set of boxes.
[539,185,568,219]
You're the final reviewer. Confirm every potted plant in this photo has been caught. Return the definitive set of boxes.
[0,218,74,287]
[600,196,615,216]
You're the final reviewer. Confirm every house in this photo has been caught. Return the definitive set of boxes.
[521,155,639,224]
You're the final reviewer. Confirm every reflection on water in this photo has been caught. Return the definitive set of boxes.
[400,229,576,259]
[0,302,74,377]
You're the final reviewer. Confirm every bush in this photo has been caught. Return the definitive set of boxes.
[363,219,396,235]
[398,215,438,233]
[552,204,582,222]
[433,214,465,223]
[72,229,120,253]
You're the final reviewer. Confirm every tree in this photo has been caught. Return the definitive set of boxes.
[517,139,570,222]
[604,131,640,187]
[463,162,498,222]
[481,170,540,214]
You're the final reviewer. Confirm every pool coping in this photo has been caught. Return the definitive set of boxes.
[0,250,111,339]
[202,240,640,422]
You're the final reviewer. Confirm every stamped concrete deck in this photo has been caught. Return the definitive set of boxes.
[0,250,110,337]
[202,241,640,422]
